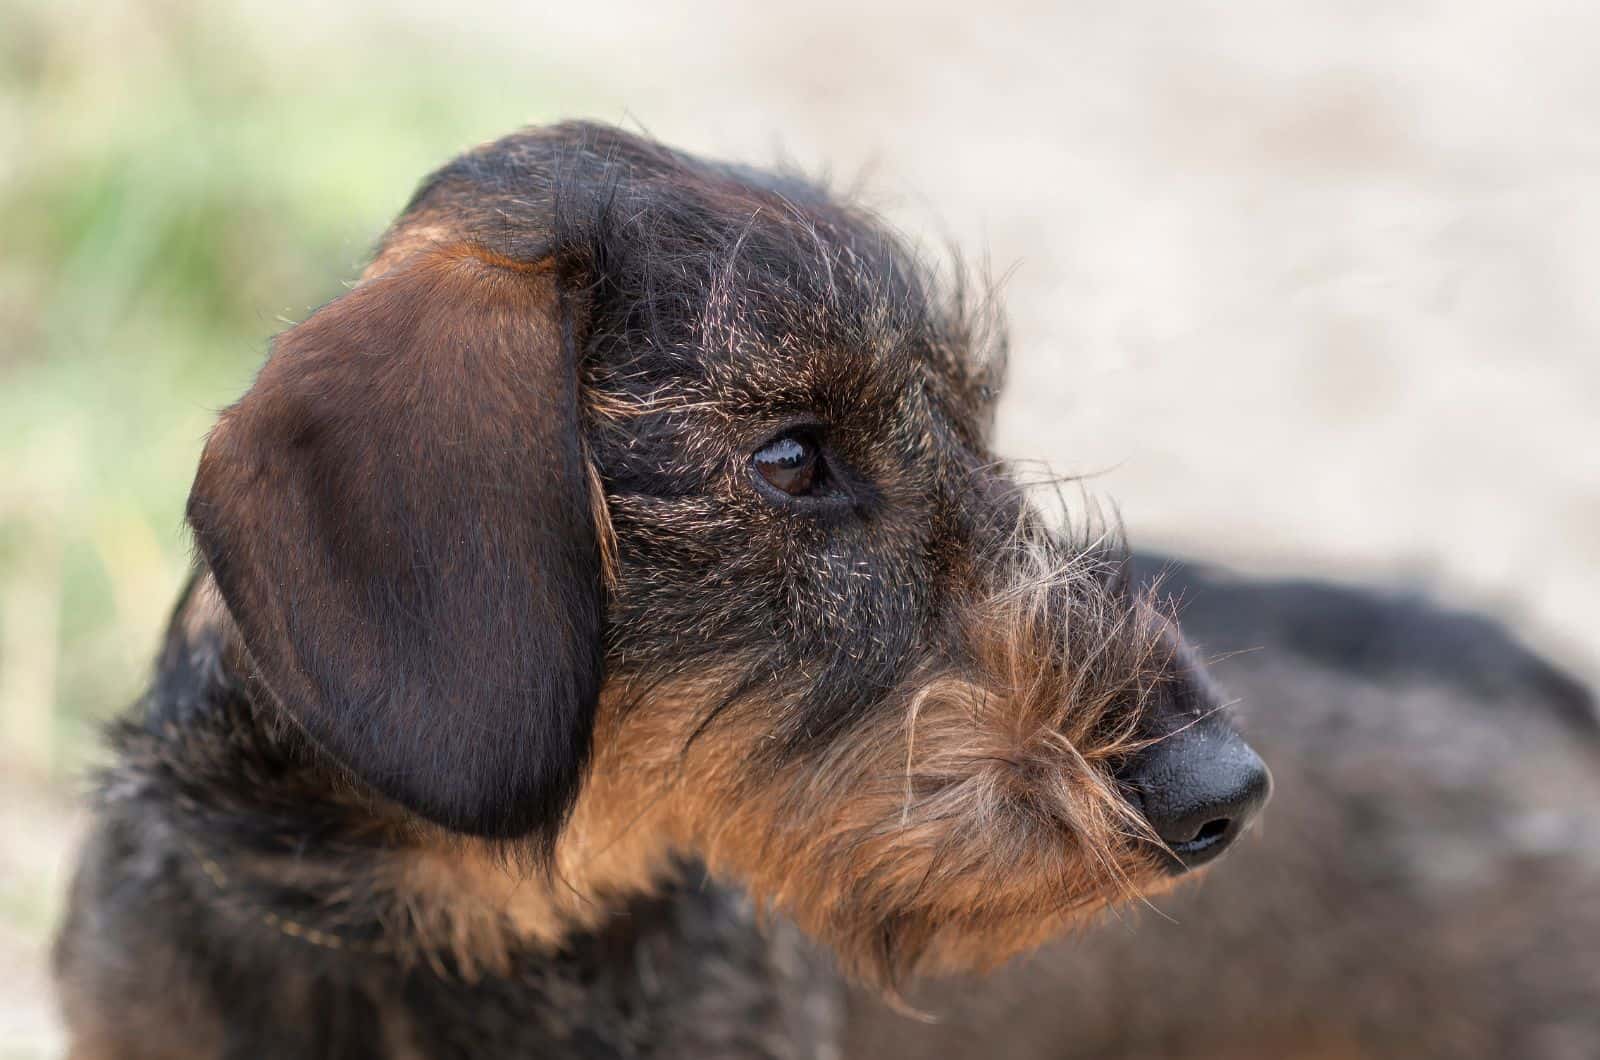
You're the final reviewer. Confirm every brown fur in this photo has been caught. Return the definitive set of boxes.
[847,558,1600,1058]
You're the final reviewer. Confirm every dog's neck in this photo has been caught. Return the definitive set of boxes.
[158,571,683,974]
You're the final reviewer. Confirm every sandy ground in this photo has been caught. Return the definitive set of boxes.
[6,2,1598,1055]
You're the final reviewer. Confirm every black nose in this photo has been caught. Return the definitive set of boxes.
[1119,724,1271,872]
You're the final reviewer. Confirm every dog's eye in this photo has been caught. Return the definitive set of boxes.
[753,434,820,496]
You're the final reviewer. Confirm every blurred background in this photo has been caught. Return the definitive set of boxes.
[2,0,1597,1054]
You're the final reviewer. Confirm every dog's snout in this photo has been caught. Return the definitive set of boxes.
[1119,725,1271,872]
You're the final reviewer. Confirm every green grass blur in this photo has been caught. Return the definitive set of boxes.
[0,0,591,779]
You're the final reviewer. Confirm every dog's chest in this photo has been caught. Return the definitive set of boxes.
[385,885,844,1059]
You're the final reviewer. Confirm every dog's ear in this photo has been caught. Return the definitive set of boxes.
[188,246,602,845]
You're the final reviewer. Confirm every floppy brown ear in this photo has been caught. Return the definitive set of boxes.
[187,246,602,844]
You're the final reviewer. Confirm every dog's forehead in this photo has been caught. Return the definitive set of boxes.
[606,156,996,438]
[399,124,1000,436]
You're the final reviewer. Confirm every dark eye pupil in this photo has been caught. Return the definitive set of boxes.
[754,435,819,496]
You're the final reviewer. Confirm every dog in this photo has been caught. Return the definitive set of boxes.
[53,122,1271,1057]
[848,558,1600,1059]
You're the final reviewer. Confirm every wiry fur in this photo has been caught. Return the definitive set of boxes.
[587,533,1184,989]
[55,122,1263,1057]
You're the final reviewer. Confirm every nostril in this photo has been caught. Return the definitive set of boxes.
[1160,811,1244,869]
[1165,815,1234,857]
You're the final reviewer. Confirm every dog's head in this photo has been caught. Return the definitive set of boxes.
[188,123,1268,985]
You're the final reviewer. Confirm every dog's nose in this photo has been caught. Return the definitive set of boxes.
[1119,724,1271,872]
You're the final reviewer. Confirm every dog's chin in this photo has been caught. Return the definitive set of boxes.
[801,855,1181,989]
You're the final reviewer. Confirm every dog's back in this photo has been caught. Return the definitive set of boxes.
[847,558,1600,1059]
